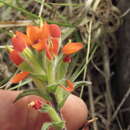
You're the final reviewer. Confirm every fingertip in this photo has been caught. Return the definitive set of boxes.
[61,94,88,130]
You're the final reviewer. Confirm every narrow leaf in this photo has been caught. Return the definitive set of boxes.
[55,87,69,109]
[14,88,52,103]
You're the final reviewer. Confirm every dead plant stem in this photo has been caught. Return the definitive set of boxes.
[112,86,130,121]
[101,40,113,129]
[101,40,123,130]
[88,74,98,130]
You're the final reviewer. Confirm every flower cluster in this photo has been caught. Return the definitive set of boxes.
[9,22,83,92]
[8,22,84,130]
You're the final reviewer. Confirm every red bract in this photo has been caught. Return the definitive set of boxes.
[28,100,42,110]
[9,50,24,65]
[10,72,30,83]
[12,31,28,52]
[49,24,61,38]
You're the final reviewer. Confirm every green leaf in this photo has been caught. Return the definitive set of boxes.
[19,62,33,72]
[14,88,52,103]
[9,79,32,90]
[46,80,66,93]
[40,104,61,122]
[14,89,40,103]
[56,57,69,80]
[30,73,47,81]
[0,0,12,7]
[55,87,69,109]
[74,81,92,89]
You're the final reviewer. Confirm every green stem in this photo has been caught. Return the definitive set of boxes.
[41,104,65,130]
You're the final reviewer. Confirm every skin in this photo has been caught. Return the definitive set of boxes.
[0,90,88,130]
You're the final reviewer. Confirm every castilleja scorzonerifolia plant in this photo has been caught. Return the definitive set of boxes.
[8,22,84,130]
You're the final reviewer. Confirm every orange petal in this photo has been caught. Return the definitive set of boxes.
[10,72,29,83]
[16,31,31,46]
[9,50,24,65]
[66,80,74,92]
[62,42,83,55]
[12,31,27,52]
[44,43,53,60]
[49,24,61,38]
[32,39,47,51]
[61,80,74,92]
[26,25,41,43]
[41,22,51,39]
[51,38,59,55]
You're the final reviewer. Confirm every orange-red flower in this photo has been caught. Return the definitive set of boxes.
[61,80,74,92]
[10,71,30,83]
[62,42,83,55]
[11,22,61,60]
[9,50,24,65]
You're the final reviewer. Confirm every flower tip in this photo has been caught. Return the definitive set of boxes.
[49,24,61,38]
[62,42,83,55]
[9,50,24,65]
[11,32,27,52]
[28,100,42,110]
[61,80,74,92]
[10,71,29,83]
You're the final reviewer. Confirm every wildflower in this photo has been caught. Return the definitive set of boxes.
[62,42,83,55]
[26,22,61,53]
[10,72,30,83]
[28,99,42,110]
[40,23,61,59]
[11,22,61,60]
[61,80,74,92]
[9,50,24,65]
